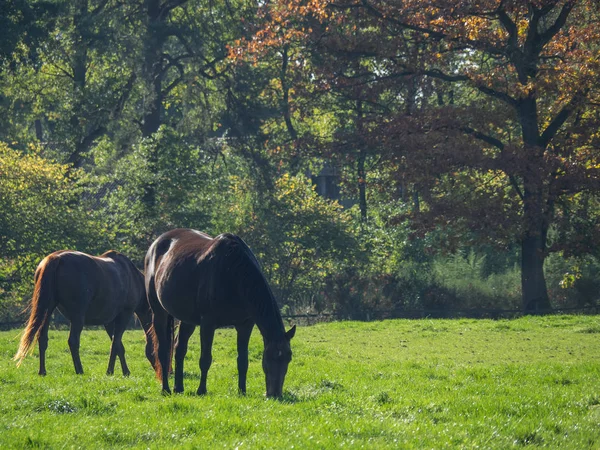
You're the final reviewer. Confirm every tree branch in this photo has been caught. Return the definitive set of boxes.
[161,0,188,15]
[497,2,518,50]
[461,126,505,150]
[110,73,137,119]
[421,69,518,106]
[540,89,588,147]
[280,46,298,140]
[509,175,525,201]
[537,0,576,50]
[90,0,110,17]
[163,75,184,96]
[475,84,518,106]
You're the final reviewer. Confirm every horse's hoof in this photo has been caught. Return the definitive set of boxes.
[196,388,207,396]
[38,371,46,376]
[123,371,131,377]
[161,389,172,396]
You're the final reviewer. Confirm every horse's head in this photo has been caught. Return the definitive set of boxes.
[262,325,296,398]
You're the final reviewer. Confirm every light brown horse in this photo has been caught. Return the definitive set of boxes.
[145,228,296,397]
[14,250,154,376]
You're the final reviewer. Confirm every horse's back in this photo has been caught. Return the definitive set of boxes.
[146,229,214,320]
[48,250,139,324]
[146,229,251,325]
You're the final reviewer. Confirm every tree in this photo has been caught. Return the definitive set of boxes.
[0,0,55,68]
[211,171,360,311]
[1,0,140,167]
[248,0,600,311]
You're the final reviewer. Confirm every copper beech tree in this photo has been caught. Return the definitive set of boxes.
[239,0,600,311]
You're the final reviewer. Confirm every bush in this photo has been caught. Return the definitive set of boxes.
[0,142,103,320]
[212,172,361,312]
[431,251,522,310]
[545,253,600,309]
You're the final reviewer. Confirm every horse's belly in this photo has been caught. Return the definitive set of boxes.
[156,288,202,324]
[55,304,115,325]
[156,288,249,325]
[84,309,118,325]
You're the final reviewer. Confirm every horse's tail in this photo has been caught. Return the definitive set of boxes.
[14,255,60,366]
[148,323,161,379]
[149,315,175,380]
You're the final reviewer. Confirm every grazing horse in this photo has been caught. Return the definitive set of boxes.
[145,228,296,398]
[14,250,155,376]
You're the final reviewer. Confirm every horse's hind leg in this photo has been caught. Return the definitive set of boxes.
[106,314,130,376]
[68,318,84,374]
[152,306,174,394]
[38,309,55,376]
[104,322,116,372]
[197,322,215,396]
[174,322,195,393]
[235,320,254,395]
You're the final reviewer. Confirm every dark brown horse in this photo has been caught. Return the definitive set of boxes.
[14,250,154,376]
[145,228,296,397]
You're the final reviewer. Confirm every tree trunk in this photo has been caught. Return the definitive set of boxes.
[521,172,551,312]
[356,99,367,221]
[67,0,89,168]
[140,0,165,211]
[357,149,367,221]
[517,92,552,313]
[520,180,552,313]
[142,0,164,138]
[521,231,550,313]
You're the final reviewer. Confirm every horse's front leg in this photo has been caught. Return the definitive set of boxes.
[68,318,85,374]
[174,322,195,393]
[235,321,254,395]
[197,322,215,395]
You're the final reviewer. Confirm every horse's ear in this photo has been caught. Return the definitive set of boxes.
[285,325,296,341]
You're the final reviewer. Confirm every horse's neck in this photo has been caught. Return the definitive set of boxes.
[255,309,286,342]
[249,286,286,341]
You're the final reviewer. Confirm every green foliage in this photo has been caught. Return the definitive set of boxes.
[0,0,56,68]
[0,316,599,448]
[0,142,104,312]
[432,252,522,310]
[212,172,360,311]
[88,127,222,262]
[1,0,599,319]
[320,198,433,317]
[545,253,600,309]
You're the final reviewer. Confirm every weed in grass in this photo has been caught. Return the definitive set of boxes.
[47,399,77,414]
[373,391,393,405]
[577,325,600,334]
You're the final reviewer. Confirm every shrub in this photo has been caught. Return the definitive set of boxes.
[0,142,101,319]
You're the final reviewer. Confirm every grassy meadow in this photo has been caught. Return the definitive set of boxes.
[0,315,599,449]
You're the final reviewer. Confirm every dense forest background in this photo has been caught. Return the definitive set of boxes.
[1,0,599,322]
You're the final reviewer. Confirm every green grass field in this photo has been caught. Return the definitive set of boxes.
[1,315,599,449]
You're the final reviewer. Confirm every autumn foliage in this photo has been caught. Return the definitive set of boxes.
[238,0,600,311]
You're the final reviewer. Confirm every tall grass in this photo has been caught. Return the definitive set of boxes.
[432,252,522,310]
